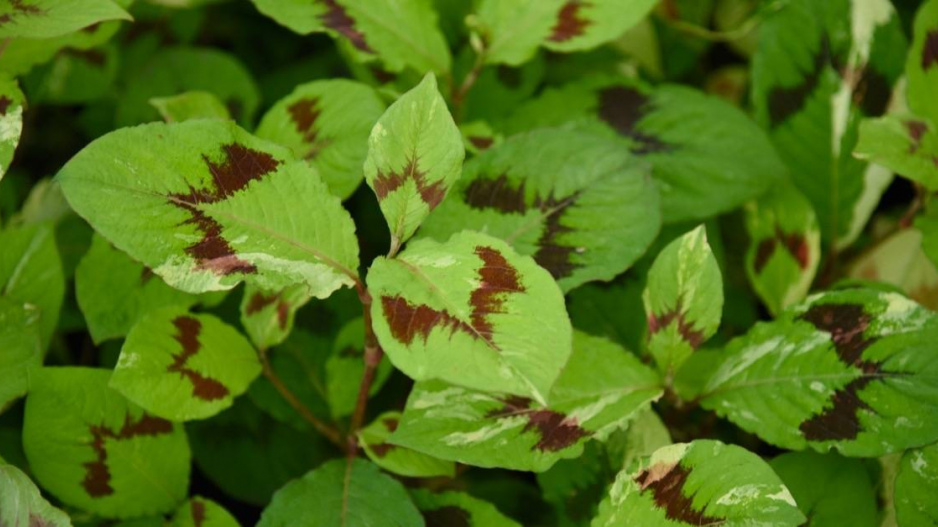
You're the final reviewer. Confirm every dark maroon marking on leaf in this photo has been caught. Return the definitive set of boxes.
[0,96,10,116]
[61,48,106,67]
[463,174,527,214]
[906,120,928,153]
[496,65,522,89]
[469,246,525,341]
[597,86,671,154]
[648,298,706,349]
[381,295,474,346]
[532,192,583,279]
[549,1,592,42]
[634,463,723,525]
[29,513,50,527]
[852,67,890,117]
[339,345,362,358]
[768,36,831,128]
[753,226,810,273]
[383,416,399,432]
[370,442,396,458]
[468,136,494,150]
[288,98,322,145]
[320,0,372,53]
[485,395,589,451]
[754,238,777,274]
[485,394,533,418]
[245,290,290,330]
[798,303,877,365]
[422,506,471,527]
[0,0,43,26]
[140,266,156,285]
[168,143,281,275]
[168,316,230,401]
[373,157,447,210]
[82,414,173,497]
[923,30,938,70]
[799,375,876,441]
[191,499,206,527]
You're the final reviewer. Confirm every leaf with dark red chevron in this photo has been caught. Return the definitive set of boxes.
[359,411,455,478]
[0,0,129,40]
[411,489,522,527]
[169,496,241,527]
[240,283,312,350]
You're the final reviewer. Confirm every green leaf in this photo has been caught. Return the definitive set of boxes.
[56,119,360,297]
[420,127,660,292]
[473,0,566,66]
[150,91,232,123]
[0,460,72,527]
[499,78,786,222]
[76,234,201,344]
[567,278,646,353]
[751,0,907,246]
[592,440,804,526]
[388,332,662,471]
[257,458,423,527]
[0,18,121,77]
[542,0,657,54]
[115,47,259,127]
[0,222,65,350]
[364,73,464,248]
[368,230,571,403]
[23,367,190,518]
[256,79,386,200]
[325,317,392,418]
[895,442,938,526]
[359,411,456,478]
[701,289,938,456]
[0,77,24,182]
[743,183,822,316]
[906,0,938,122]
[855,115,938,191]
[240,284,312,350]
[168,497,240,527]
[0,0,130,39]
[249,0,451,74]
[110,307,262,421]
[770,452,878,527]
[643,225,722,375]
[0,297,41,410]
[23,42,119,105]
[410,489,521,527]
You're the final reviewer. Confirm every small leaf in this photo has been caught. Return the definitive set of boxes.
[256,79,386,200]
[326,317,392,418]
[701,289,938,456]
[643,225,722,375]
[895,442,938,526]
[150,91,232,123]
[23,367,190,518]
[855,115,938,191]
[0,298,41,410]
[542,0,657,53]
[743,183,821,316]
[364,73,464,248]
[240,283,312,350]
[257,458,423,527]
[57,119,360,297]
[110,307,261,421]
[421,127,660,292]
[410,489,521,527]
[473,0,566,66]
[388,332,662,471]
[906,0,938,122]
[368,230,571,403]
[592,440,804,526]
[0,0,130,39]
[0,77,24,182]
[0,460,72,527]
[168,497,240,527]
[359,411,456,478]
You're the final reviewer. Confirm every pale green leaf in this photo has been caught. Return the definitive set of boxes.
[364,73,464,248]
[23,367,190,518]
[240,283,312,350]
[592,440,804,526]
[56,119,360,297]
[388,332,662,472]
[473,0,566,66]
[410,489,521,526]
[257,458,423,527]
[855,115,938,191]
[110,307,261,421]
[0,77,24,182]
[701,289,938,456]
[168,497,240,527]
[895,442,938,526]
[542,0,657,53]
[770,452,878,527]
[0,0,130,39]
[0,297,41,410]
[0,461,72,527]
[256,79,385,200]
[359,411,455,478]
[150,91,232,123]
[906,0,938,122]
[420,127,660,292]
[643,225,722,375]
[368,230,571,403]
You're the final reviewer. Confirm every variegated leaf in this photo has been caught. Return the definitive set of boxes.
[0,461,71,527]
[895,442,938,526]
[0,77,24,182]
[359,411,455,478]
[168,497,239,527]
[855,115,938,191]
[410,489,521,527]
[0,0,129,39]
[240,284,312,350]
[0,297,41,410]
[906,0,938,123]
[542,0,657,53]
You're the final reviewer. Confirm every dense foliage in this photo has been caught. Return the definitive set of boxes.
[1,0,937,525]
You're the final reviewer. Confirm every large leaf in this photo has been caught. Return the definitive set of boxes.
[110,307,262,421]
[388,332,662,471]
[751,0,907,246]
[542,0,657,54]
[0,77,24,182]
[368,230,571,403]
[249,0,451,74]
[643,225,722,375]
[75,233,200,344]
[23,367,190,518]
[592,440,804,526]
[0,460,72,527]
[257,458,423,527]
[895,442,938,526]
[906,0,938,122]
[364,73,464,248]
[410,489,521,527]
[701,289,938,456]
[0,297,41,410]
[744,183,822,316]
[420,127,660,291]
[0,0,129,39]
[359,411,455,478]
[855,115,938,191]
[472,0,566,66]
[256,79,386,200]
[168,497,239,527]
[240,283,312,350]
[499,77,786,222]
[56,119,360,297]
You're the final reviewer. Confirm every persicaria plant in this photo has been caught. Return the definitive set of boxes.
[2,0,938,525]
